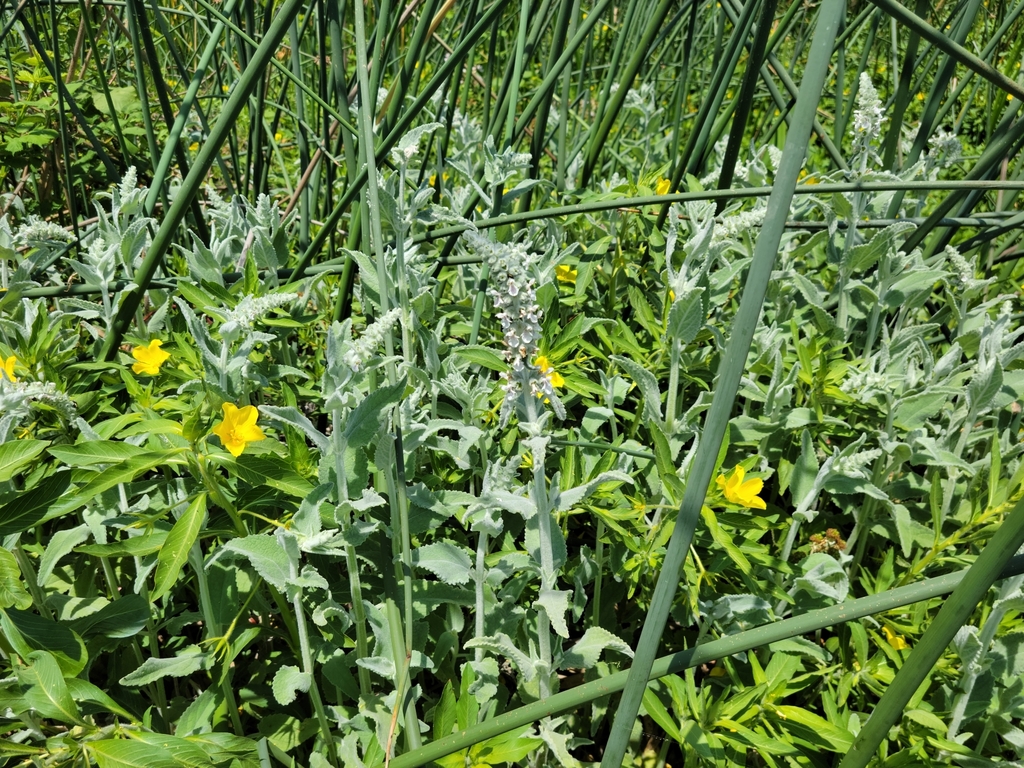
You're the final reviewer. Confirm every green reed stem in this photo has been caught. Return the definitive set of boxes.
[600,0,846,763]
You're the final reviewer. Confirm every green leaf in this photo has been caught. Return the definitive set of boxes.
[410,541,473,585]
[343,378,406,448]
[226,455,314,497]
[642,688,681,742]
[69,594,150,639]
[0,471,71,535]
[47,441,147,467]
[611,355,662,423]
[120,645,209,686]
[771,705,853,751]
[0,549,32,610]
[0,440,48,481]
[151,494,207,602]
[88,740,186,768]
[474,726,544,765]
[65,678,136,721]
[77,531,169,558]
[433,681,458,740]
[560,627,633,669]
[666,287,706,343]
[23,650,83,724]
[2,609,88,675]
[271,665,311,705]
[37,524,91,585]
[218,534,294,590]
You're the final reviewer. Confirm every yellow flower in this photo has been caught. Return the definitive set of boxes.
[715,465,766,510]
[1,355,16,382]
[534,355,564,388]
[212,403,265,457]
[656,177,672,195]
[189,142,199,151]
[555,264,577,284]
[882,626,909,650]
[274,132,283,143]
[131,339,171,376]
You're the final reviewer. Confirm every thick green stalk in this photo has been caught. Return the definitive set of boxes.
[99,0,306,361]
[839,498,1024,768]
[599,1,846,764]
[393,553,1024,768]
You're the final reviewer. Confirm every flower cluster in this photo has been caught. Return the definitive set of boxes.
[463,232,560,423]
[14,215,74,247]
[218,293,298,343]
[341,308,401,371]
[852,73,885,142]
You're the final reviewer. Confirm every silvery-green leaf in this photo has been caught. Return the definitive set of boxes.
[535,589,571,638]
[559,627,634,669]
[259,406,330,453]
[287,564,329,593]
[467,658,499,704]
[411,541,473,585]
[214,535,294,591]
[272,665,311,705]
[356,655,396,680]
[666,287,705,343]
[967,361,1003,414]
[391,122,443,165]
[558,471,632,512]
[344,379,405,448]
[794,553,849,603]
[538,717,581,768]
[611,355,662,423]
[465,633,535,681]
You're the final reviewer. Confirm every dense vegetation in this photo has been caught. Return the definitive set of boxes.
[2,0,1024,766]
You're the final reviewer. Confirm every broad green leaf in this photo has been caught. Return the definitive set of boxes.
[771,705,853,751]
[0,472,71,536]
[474,725,545,765]
[120,645,209,686]
[410,541,473,585]
[610,355,662,423]
[453,345,506,371]
[0,440,48,481]
[259,406,330,453]
[69,594,149,639]
[175,689,219,736]
[271,665,311,705]
[65,678,136,721]
[127,733,216,768]
[433,681,457,740]
[37,524,91,585]
[77,531,169,557]
[226,455,313,497]
[666,287,705,343]
[343,378,406,448]
[88,740,184,768]
[23,651,83,724]
[151,494,207,602]
[642,688,682,742]
[217,534,293,590]
[893,391,948,431]
[0,549,32,610]
[47,441,146,467]
[3,609,87,675]
[699,506,752,575]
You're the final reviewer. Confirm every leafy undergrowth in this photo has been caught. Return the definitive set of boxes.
[1,98,1024,768]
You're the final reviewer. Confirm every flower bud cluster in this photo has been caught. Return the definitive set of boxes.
[342,308,401,371]
[853,74,885,142]
[219,293,298,342]
[14,215,74,247]
[463,232,553,417]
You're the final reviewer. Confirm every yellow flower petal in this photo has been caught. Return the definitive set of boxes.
[882,626,909,650]
[1,355,17,382]
[717,465,767,510]
[555,264,578,284]
[534,355,564,389]
[212,403,265,457]
[131,339,170,376]
[656,177,672,196]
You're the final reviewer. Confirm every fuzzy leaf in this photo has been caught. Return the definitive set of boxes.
[611,355,662,423]
[271,665,311,705]
[216,534,294,591]
[560,626,634,669]
[120,646,209,686]
[535,589,571,638]
[411,541,473,585]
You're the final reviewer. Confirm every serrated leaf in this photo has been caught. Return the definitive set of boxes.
[560,626,633,669]
[120,646,209,686]
[611,355,662,423]
[535,589,571,638]
[343,378,406,448]
[217,534,294,591]
[666,288,705,343]
[0,548,32,610]
[410,541,473,585]
[272,665,311,705]
[0,439,48,481]
[151,495,206,602]
[464,633,535,680]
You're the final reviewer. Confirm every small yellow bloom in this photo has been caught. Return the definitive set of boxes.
[1,355,16,382]
[555,264,577,284]
[656,177,672,196]
[189,142,200,151]
[882,626,909,650]
[274,132,283,143]
[534,355,564,388]
[212,403,265,457]
[916,92,924,101]
[131,339,171,376]
[715,465,766,510]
